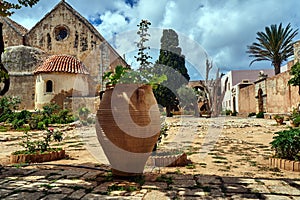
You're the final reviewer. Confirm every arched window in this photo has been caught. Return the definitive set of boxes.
[46,80,53,93]
[224,77,229,91]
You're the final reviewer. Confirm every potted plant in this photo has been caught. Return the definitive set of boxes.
[96,64,167,176]
[290,108,300,127]
[273,114,284,125]
[269,128,300,171]
[10,128,65,163]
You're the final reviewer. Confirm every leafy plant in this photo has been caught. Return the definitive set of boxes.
[274,115,284,120]
[256,112,264,118]
[0,96,21,122]
[288,62,300,94]
[103,65,130,86]
[248,112,256,117]
[290,107,300,127]
[15,127,63,154]
[270,128,300,160]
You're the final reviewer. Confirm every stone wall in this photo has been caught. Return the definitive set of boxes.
[266,71,300,113]
[238,84,256,116]
[5,74,35,110]
[239,70,300,115]
[65,96,99,114]
[0,18,25,47]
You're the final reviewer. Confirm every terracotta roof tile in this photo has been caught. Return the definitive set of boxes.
[34,55,89,75]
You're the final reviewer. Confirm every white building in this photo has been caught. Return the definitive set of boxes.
[221,69,275,113]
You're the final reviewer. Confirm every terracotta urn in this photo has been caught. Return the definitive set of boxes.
[96,84,160,176]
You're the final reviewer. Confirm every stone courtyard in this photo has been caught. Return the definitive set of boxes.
[0,116,299,199]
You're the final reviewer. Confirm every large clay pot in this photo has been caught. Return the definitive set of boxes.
[96,84,160,176]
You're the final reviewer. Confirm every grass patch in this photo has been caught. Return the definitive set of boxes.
[185,164,196,169]
[212,160,228,164]
[156,174,173,184]
[212,156,227,160]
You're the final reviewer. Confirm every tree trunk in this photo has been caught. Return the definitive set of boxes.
[0,22,10,95]
[274,63,281,75]
[166,105,172,117]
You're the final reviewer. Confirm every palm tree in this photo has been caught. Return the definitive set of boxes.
[247,23,298,75]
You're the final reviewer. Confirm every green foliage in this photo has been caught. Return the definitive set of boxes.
[103,65,130,86]
[155,174,173,184]
[134,19,152,70]
[288,62,300,94]
[270,128,300,160]
[248,112,256,117]
[256,112,264,118]
[16,128,63,154]
[290,107,300,127]
[177,86,197,109]
[0,96,21,122]
[0,0,40,17]
[154,122,169,151]
[247,23,298,75]
[273,115,284,120]
[153,29,190,117]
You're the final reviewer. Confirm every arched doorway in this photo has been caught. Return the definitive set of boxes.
[258,89,263,113]
[46,80,53,93]
[233,96,236,113]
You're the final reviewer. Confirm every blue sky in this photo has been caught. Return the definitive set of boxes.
[9,0,300,80]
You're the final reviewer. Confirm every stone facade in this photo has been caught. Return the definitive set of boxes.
[1,0,127,111]
[238,40,300,116]
[0,17,26,47]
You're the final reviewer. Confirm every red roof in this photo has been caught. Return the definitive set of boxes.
[34,55,89,75]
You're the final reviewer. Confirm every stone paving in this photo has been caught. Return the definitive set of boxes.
[0,163,300,199]
[1,117,300,199]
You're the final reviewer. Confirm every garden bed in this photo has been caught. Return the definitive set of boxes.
[10,149,65,163]
[269,157,300,172]
[148,152,191,167]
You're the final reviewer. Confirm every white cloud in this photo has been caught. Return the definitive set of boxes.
[9,0,300,79]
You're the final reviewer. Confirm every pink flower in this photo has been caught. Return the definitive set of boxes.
[48,127,54,132]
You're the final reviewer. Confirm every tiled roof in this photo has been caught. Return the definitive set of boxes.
[34,55,89,75]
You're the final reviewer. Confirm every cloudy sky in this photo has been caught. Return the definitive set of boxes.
[9,0,300,80]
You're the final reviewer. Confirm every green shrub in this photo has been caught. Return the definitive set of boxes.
[0,96,21,123]
[37,121,45,130]
[270,128,300,160]
[12,119,25,130]
[256,112,264,118]
[248,112,256,117]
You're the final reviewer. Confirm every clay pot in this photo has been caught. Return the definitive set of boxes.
[275,118,284,125]
[96,84,160,176]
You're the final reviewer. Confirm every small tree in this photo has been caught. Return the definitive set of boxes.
[134,19,152,71]
[288,62,300,95]
[153,29,190,117]
[177,85,198,116]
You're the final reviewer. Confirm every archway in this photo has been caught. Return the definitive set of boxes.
[258,88,263,113]
[46,80,53,93]
[233,96,236,113]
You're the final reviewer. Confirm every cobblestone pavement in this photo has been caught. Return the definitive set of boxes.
[1,117,300,199]
[0,164,300,200]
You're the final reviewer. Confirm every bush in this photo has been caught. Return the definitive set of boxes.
[248,112,256,117]
[270,128,300,160]
[37,121,45,130]
[256,112,264,118]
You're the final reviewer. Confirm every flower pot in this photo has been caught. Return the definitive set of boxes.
[96,84,160,176]
[275,118,284,125]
